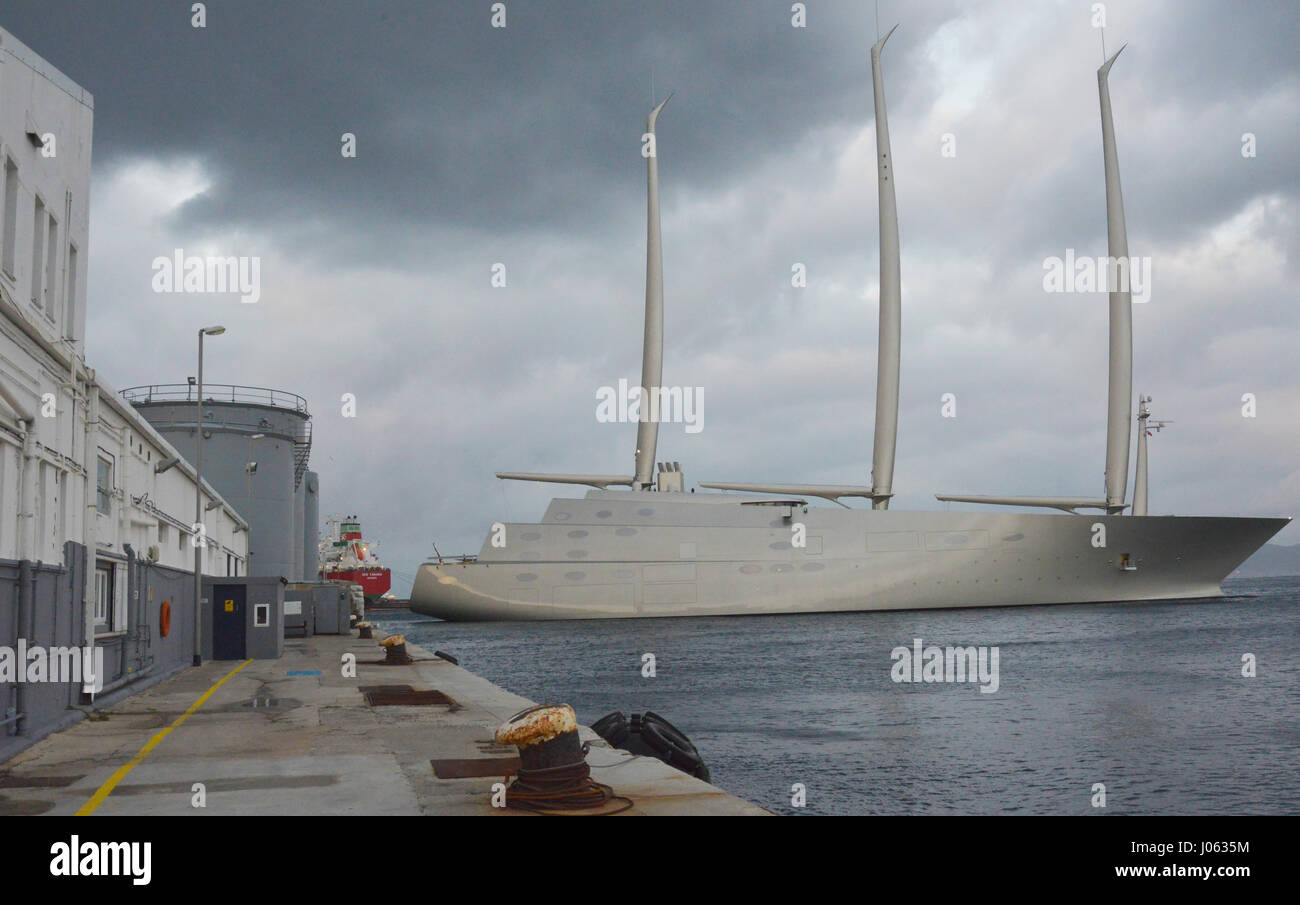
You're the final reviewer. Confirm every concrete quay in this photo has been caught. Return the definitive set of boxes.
[0,631,767,816]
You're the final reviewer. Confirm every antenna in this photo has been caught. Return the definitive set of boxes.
[1131,394,1170,516]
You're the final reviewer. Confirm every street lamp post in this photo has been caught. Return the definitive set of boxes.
[194,325,225,667]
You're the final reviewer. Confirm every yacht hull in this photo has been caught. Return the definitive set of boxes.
[410,492,1288,621]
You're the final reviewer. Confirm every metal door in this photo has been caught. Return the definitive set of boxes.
[212,584,246,659]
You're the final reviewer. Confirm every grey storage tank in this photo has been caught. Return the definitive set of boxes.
[123,384,315,582]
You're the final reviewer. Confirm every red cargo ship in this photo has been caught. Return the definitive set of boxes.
[320,516,392,603]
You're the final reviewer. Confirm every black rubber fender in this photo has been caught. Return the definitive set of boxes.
[592,710,710,782]
[591,711,630,747]
[636,711,711,782]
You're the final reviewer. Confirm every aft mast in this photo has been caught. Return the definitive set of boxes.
[633,95,672,489]
[498,96,672,492]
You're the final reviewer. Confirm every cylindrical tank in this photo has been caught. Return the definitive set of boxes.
[303,471,320,580]
[122,384,313,582]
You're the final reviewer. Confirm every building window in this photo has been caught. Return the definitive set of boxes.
[1,155,16,276]
[95,564,114,630]
[44,214,58,318]
[30,196,45,305]
[96,453,113,515]
[65,242,78,338]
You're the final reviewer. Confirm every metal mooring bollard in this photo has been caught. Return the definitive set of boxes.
[495,703,583,771]
[357,621,373,639]
[493,704,630,813]
[379,634,412,664]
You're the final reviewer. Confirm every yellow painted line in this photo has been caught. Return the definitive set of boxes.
[76,659,253,816]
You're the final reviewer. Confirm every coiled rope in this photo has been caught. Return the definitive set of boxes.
[503,760,633,815]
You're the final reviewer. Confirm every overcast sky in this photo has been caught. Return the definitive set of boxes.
[5,0,1297,588]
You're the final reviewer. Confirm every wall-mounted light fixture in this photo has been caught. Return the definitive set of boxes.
[155,456,180,474]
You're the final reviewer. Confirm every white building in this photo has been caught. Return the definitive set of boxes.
[0,25,247,641]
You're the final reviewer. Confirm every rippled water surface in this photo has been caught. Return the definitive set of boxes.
[372,577,1300,814]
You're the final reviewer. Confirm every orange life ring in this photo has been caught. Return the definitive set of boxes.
[160,600,172,637]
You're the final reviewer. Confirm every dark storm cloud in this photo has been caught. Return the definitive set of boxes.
[10,0,1295,257]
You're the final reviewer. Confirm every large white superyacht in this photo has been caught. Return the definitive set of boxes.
[411,27,1288,621]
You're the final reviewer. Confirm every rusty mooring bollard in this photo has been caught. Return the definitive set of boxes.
[357,621,373,639]
[379,633,412,664]
[495,703,583,771]
[493,704,628,812]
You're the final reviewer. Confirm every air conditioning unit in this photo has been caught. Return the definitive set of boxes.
[147,545,161,563]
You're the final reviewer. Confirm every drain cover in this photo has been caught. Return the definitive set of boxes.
[431,757,520,779]
[359,685,455,707]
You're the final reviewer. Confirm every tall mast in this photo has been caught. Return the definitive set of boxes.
[870,25,901,510]
[633,95,671,489]
[1098,46,1132,514]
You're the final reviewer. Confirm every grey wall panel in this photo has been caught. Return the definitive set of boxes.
[1,545,88,760]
